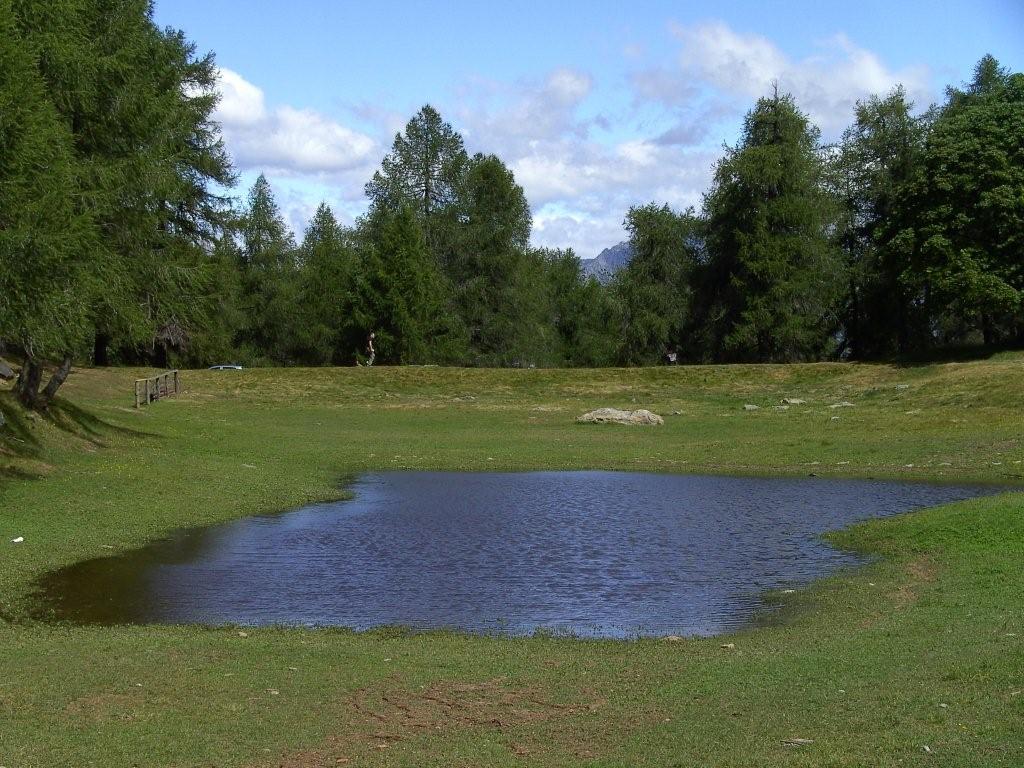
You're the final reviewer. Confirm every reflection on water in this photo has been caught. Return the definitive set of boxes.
[33,472,1000,638]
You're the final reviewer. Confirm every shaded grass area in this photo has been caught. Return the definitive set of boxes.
[0,358,1022,766]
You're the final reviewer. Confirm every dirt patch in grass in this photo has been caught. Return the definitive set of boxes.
[263,677,604,767]
[892,555,939,608]
[858,555,941,629]
[64,691,142,722]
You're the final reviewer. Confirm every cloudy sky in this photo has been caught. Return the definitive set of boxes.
[155,0,1022,260]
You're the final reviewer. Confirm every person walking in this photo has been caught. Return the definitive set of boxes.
[365,332,376,366]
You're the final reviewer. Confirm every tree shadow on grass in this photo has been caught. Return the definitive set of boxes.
[0,393,41,459]
[1,391,158,485]
[44,398,155,442]
[893,344,1014,368]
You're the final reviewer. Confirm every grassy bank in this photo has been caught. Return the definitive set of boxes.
[1,357,1022,766]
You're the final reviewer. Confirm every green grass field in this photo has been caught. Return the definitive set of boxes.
[1,357,1022,766]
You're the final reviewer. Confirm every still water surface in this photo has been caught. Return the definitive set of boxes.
[35,472,999,637]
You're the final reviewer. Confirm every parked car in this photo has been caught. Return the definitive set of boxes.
[208,363,243,370]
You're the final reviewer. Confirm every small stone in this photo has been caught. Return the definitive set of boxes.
[267,689,279,695]
[664,635,683,642]
[922,745,932,754]
[10,536,23,544]
[939,703,948,708]
[721,643,736,650]
[895,384,910,390]
[672,410,682,415]
[781,398,806,405]
[782,738,814,747]
[830,416,840,421]
[743,404,760,411]
[829,401,855,408]
[237,631,248,638]
[773,405,789,411]
[782,589,796,594]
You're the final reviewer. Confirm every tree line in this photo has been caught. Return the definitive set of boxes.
[1,0,1021,408]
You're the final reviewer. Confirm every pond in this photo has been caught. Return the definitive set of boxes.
[34,471,1001,638]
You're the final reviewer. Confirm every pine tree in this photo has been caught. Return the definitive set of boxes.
[835,87,925,357]
[698,91,844,362]
[365,105,468,256]
[614,204,699,365]
[236,175,300,362]
[884,55,1024,348]
[0,0,90,406]
[295,203,356,364]
[12,0,234,377]
[351,207,465,364]
[450,153,538,365]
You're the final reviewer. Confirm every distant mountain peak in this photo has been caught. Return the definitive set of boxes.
[581,241,632,283]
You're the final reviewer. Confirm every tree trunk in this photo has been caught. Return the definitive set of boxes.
[93,332,110,366]
[153,342,168,369]
[41,355,73,404]
[15,359,43,408]
[980,313,996,347]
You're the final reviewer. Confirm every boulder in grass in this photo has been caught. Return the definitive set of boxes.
[576,408,664,425]
[0,358,13,381]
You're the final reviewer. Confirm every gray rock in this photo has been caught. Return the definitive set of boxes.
[829,401,855,408]
[781,398,806,405]
[743,404,760,411]
[0,358,13,380]
[576,408,664,425]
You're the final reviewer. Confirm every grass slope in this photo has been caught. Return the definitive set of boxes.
[0,357,1022,766]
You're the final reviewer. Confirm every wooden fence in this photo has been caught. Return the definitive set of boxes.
[135,370,179,408]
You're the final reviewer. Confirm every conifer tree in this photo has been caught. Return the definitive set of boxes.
[698,91,843,362]
[365,105,468,256]
[351,207,466,364]
[883,55,1024,348]
[835,87,925,357]
[236,175,299,362]
[451,153,538,365]
[0,0,90,406]
[614,204,699,365]
[295,203,357,364]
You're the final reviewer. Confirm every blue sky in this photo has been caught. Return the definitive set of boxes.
[154,0,1024,259]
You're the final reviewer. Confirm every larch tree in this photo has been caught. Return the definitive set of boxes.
[698,91,844,362]
[614,204,699,365]
[364,105,468,257]
[883,55,1024,348]
[834,87,926,357]
[0,0,91,406]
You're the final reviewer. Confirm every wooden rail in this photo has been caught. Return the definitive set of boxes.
[135,370,179,408]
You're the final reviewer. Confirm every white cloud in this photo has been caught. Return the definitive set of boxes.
[215,68,378,179]
[670,22,931,132]
[216,68,266,126]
